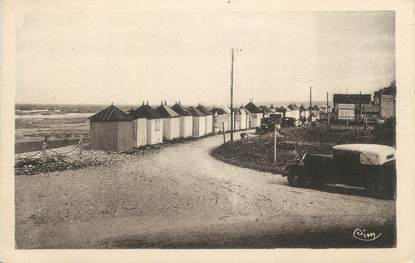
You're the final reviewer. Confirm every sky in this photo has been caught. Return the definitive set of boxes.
[15,11,395,106]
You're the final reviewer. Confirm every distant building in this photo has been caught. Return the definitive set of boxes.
[129,103,163,145]
[244,101,263,128]
[211,107,229,132]
[89,104,135,152]
[187,106,206,137]
[362,104,380,120]
[156,103,181,141]
[197,104,213,135]
[285,104,300,120]
[259,105,272,118]
[171,103,193,138]
[299,104,309,122]
[238,107,250,130]
[374,82,396,119]
[275,106,287,118]
[309,105,321,120]
[333,94,371,120]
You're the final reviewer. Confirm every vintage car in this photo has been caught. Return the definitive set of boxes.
[281,117,297,128]
[283,144,396,199]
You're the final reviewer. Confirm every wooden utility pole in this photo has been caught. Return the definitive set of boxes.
[42,136,48,162]
[230,48,234,142]
[79,135,83,155]
[222,122,226,144]
[326,91,330,125]
[309,86,312,121]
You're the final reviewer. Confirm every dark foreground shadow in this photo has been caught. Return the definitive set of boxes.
[96,223,395,249]
[270,176,392,200]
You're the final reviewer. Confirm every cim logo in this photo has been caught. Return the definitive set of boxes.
[353,228,382,242]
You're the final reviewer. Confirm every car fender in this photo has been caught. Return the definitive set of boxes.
[283,163,301,177]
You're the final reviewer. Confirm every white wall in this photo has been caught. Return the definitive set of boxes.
[133,118,147,147]
[205,115,213,134]
[147,119,163,145]
[163,117,181,141]
[250,113,262,128]
[193,116,206,137]
[180,116,193,138]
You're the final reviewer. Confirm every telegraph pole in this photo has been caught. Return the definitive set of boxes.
[309,86,312,121]
[326,91,330,125]
[230,48,234,142]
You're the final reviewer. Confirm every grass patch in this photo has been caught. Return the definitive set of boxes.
[211,123,395,174]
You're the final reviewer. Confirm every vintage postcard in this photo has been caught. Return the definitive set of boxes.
[1,0,414,262]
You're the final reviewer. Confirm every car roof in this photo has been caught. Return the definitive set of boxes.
[333,144,395,154]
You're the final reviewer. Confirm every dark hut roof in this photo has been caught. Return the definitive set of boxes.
[155,104,180,118]
[287,104,298,110]
[259,105,272,113]
[244,102,262,113]
[333,94,371,104]
[312,105,320,110]
[171,103,192,116]
[197,105,212,115]
[88,105,133,122]
[211,107,227,115]
[129,104,162,120]
[275,106,286,112]
[299,104,307,111]
[187,106,206,116]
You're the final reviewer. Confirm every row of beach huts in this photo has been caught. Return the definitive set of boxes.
[88,101,267,152]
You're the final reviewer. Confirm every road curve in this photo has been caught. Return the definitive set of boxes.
[15,133,395,248]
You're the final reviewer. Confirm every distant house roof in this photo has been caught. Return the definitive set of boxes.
[89,104,133,122]
[275,106,286,112]
[299,104,307,112]
[287,104,299,110]
[221,105,232,114]
[245,102,262,113]
[333,94,371,104]
[197,105,212,115]
[187,106,206,116]
[310,105,320,111]
[211,107,227,115]
[171,103,192,116]
[129,104,162,119]
[155,104,180,118]
[259,105,272,113]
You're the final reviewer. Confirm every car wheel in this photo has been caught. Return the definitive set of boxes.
[286,166,305,187]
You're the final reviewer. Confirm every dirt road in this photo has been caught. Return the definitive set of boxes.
[15,133,395,248]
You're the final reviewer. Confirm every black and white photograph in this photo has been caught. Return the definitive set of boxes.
[1,0,415,262]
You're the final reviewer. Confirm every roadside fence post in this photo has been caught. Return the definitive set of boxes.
[42,136,48,162]
[222,122,226,144]
[273,124,277,163]
[79,135,83,155]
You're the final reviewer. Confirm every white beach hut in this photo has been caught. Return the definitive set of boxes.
[244,101,263,128]
[197,104,213,135]
[187,106,206,138]
[129,103,163,145]
[89,104,135,152]
[171,102,193,138]
[211,107,229,133]
[156,103,181,141]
